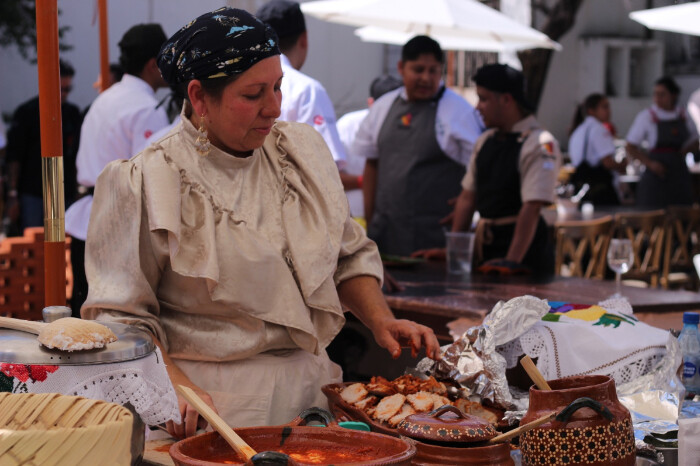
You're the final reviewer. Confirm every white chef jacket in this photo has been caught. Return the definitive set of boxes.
[352,86,482,166]
[337,108,369,218]
[279,54,346,166]
[687,87,700,136]
[65,74,169,240]
[568,116,616,167]
[626,104,698,149]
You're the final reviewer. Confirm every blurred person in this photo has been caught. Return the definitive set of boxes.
[353,35,482,257]
[687,84,700,140]
[337,74,402,219]
[82,7,439,434]
[65,24,169,318]
[91,63,125,92]
[568,93,626,206]
[415,64,561,276]
[256,0,359,190]
[626,76,699,208]
[5,59,82,231]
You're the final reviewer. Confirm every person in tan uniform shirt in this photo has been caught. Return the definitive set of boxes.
[83,8,439,437]
[415,64,560,275]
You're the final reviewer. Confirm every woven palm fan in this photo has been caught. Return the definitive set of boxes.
[0,393,133,466]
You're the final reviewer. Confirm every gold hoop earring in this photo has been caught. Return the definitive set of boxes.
[195,113,211,156]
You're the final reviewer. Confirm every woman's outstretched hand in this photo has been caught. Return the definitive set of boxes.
[371,318,441,361]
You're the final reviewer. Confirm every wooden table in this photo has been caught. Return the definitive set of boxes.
[384,262,700,340]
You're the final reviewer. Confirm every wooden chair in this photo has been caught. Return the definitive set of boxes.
[612,210,666,288]
[0,227,72,320]
[555,216,614,279]
[661,205,700,289]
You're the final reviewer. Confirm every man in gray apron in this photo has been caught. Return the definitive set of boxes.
[451,64,561,275]
[352,36,482,257]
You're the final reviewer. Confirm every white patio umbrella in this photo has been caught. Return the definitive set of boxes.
[630,2,700,36]
[300,0,561,51]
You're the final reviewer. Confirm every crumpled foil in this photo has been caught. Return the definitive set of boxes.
[415,295,550,409]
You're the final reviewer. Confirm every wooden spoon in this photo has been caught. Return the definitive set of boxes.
[177,385,257,462]
[520,355,552,390]
[0,316,117,351]
[487,411,557,444]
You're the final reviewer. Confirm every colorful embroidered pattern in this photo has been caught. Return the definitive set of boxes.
[545,302,638,327]
[0,364,59,393]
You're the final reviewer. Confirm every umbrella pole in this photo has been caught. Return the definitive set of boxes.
[98,0,110,92]
[35,0,67,308]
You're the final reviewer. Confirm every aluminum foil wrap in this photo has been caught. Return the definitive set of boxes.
[415,295,550,409]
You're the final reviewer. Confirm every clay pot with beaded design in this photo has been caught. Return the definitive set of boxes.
[519,375,635,466]
[397,405,514,466]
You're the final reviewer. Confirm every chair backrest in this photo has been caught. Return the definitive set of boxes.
[612,209,666,287]
[555,216,614,279]
[663,205,700,288]
[0,228,72,320]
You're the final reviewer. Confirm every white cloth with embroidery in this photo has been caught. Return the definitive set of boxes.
[3,347,179,426]
[497,298,669,385]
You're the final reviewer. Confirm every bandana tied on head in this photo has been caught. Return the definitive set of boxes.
[157,7,280,85]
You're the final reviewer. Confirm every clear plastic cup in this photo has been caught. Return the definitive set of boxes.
[445,231,475,275]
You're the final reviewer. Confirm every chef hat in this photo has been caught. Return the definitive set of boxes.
[157,7,279,85]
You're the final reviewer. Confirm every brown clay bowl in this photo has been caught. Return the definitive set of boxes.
[401,436,515,466]
[170,423,416,465]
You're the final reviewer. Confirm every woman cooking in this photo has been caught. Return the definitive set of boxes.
[626,76,699,208]
[81,7,440,438]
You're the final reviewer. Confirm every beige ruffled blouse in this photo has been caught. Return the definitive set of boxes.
[82,111,383,362]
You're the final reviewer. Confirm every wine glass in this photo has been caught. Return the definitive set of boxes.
[607,238,634,297]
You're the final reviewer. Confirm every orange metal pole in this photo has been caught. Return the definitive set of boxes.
[98,0,110,92]
[35,0,66,307]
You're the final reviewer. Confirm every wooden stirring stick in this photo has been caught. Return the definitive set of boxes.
[177,385,257,461]
[487,411,557,444]
[520,355,552,391]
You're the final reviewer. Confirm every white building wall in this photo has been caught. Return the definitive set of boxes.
[537,0,693,149]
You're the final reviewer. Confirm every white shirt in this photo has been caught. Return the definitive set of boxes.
[0,112,6,149]
[352,86,482,166]
[687,88,700,136]
[626,104,698,149]
[146,115,181,147]
[337,108,369,217]
[278,54,346,166]
[65,74,169,240]
[568,116,616,167]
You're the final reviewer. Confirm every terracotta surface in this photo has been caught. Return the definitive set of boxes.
[397,405,495,443]
[169,425,415,465]
[322,383,399,436]
[401,436,514,466]
[520,375,635,466]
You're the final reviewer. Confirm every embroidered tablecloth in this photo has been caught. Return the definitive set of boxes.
[497,298,669,385]
[0,347,180,426]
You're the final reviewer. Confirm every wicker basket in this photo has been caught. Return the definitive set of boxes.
[0,392,133,466]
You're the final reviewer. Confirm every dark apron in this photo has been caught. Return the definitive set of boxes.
[368,88,465,256]
[636,109,693,208]
[475,132,553,275]
[570,125,619,206]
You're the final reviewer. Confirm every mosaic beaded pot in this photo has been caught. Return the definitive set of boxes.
[520,375,635,466]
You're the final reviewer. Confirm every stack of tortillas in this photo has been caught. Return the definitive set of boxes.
[0,392,133,465]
